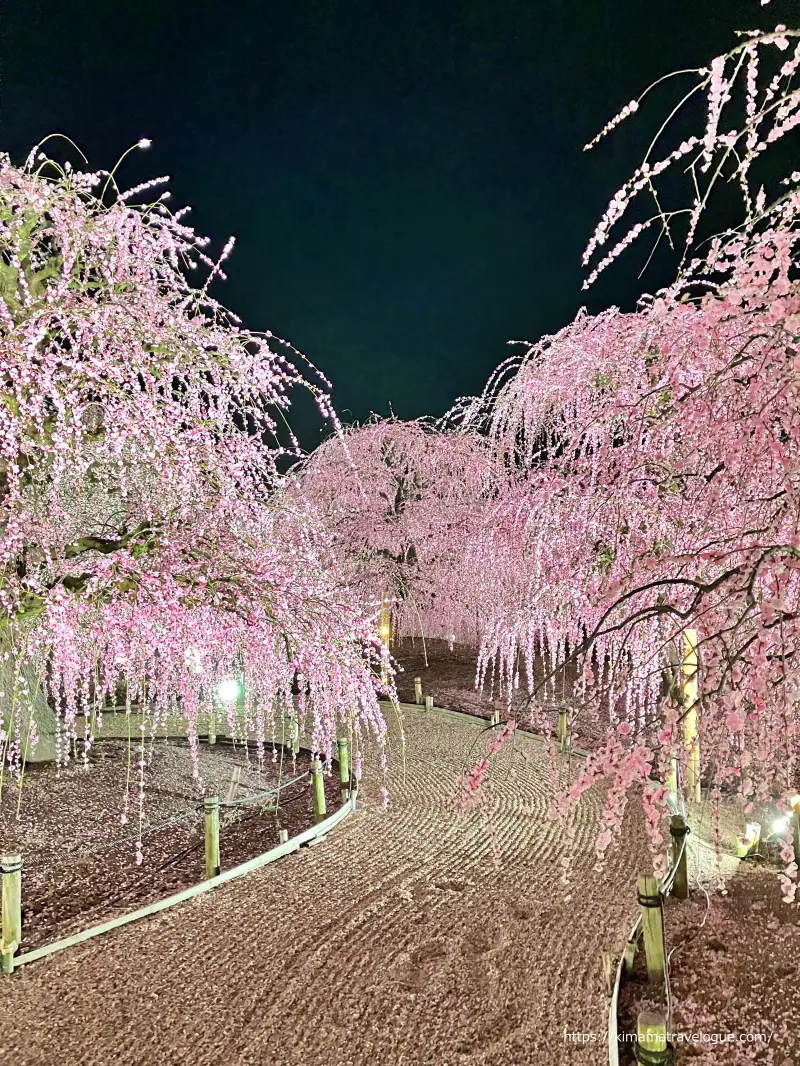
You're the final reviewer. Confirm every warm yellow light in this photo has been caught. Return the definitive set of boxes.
[379,624,390,638]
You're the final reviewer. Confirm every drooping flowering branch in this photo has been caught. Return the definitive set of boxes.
[289,417,492,649]
[581,23,800,287]
[450,21,800,894]
[0,145,390,810]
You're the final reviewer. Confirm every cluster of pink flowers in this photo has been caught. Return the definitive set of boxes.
[458,720,517,811]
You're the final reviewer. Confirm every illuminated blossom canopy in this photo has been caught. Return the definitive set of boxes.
[452,23,800,894]
[0,142,389,833]
[290,418,492,653]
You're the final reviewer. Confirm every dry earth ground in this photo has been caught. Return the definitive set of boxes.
[1,704,727,1066]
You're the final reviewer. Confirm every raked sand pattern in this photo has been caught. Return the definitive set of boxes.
[0,704,729,1066]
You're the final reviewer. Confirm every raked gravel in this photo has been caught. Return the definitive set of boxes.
[0,704,731,1066]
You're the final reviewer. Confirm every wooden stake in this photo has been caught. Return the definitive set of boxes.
[636,1011,669,1064]
[601,950,614,996]
[622,938,636,975]
[414,677,423,705]
[792,796,800,866]
[337,738,350,800]
[666,754,679,796]
[225,767,241,804]
[204,797,220,880]
[637,875,665,984]
[208,710,216,746]
[337,738,350,786]
[1,854,22,974]
[424,695,433,712]
[312,759,326,824]
[278,829,289,845]
[557,710,569,753]
[291,718,300,756]
[669,814,689,900]
[379,592,391,643]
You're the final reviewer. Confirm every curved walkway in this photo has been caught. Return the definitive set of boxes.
[3,705,660,1066]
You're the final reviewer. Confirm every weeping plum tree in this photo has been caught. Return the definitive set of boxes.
[290,418,491,654]
[456,22,800,893]
[0,142,389,814]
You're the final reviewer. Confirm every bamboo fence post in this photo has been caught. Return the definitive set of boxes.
[682,629,701,803]
[636,1011,669,1064]
[204,797,220,880]
[601,950,614,996]
[312,759,326,823]
[208,710,216,746]
[291,718,300,756]
[379,592,391,643]
[666,755,679,797]
[1,854,22,974]
[278,829,289,845]
[337,738,350,800]
[793,796,800,866]
[637,875,665,984]
[670,815,689,900]
[622,938,637,974]
[379,592,391,684]
[226,767,241,804]
[557,710,569,753]
[414,677,423,705]
[424,695,433,712]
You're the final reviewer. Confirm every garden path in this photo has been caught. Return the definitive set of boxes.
[0,704,729,1066]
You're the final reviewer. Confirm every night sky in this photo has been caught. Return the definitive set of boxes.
[1,1,780,444]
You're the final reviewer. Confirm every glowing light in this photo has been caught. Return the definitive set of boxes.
[379,624,390,638]
[737,822,761,858]
[216,678,240,702]
[773,815,790,835]
[138,138,152,149]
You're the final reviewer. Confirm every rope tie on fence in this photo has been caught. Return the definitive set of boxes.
[633,1042,673,1066]
[636,888,662,908]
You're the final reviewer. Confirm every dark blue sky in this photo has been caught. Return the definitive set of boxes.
[1,0,779,442]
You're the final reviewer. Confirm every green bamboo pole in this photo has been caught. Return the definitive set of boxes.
[637,875,665,984]
[204,797,220,880]
[291,718,300,756]
[337,738,350,800]
[670,815,689,899]
[312,759,326,824]
[557,710,569,753]
[1,854,22,974]
[636,1011,669,1064]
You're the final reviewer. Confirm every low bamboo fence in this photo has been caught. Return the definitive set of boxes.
[1,737,354,974]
